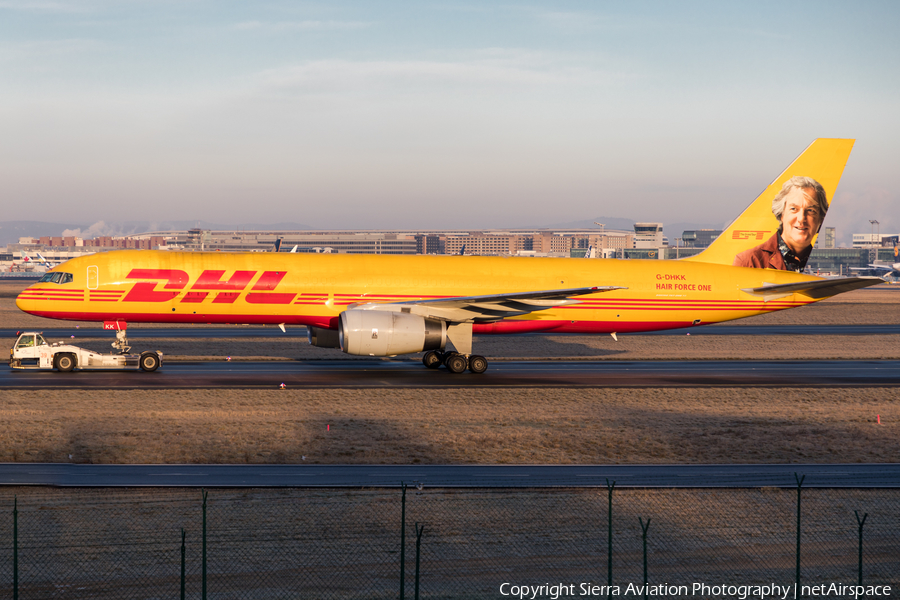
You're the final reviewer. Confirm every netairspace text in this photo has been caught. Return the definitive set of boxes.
[498,582,892,599]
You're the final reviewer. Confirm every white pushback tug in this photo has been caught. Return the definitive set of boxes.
[9,328,162,372]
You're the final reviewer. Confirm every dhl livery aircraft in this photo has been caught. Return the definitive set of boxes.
[16,139,879,373]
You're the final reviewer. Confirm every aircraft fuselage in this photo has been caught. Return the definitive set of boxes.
[16,250,820,334]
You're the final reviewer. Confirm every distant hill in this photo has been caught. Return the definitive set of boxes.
[104,221,315,233]
[543,217,724,237]
[543,217,637,232]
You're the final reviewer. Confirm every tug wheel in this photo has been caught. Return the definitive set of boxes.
[140,352,160,372]
[55,353,76,372]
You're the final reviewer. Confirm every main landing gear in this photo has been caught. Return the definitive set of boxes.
[423,322,487,373]
[422,350,488,374]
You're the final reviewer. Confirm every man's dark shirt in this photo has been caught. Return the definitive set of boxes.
[777,232,812,272]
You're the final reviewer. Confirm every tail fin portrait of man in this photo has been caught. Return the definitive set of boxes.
[685,138,854,268]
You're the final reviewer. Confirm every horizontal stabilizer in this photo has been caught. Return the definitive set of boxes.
[741,277,882,302]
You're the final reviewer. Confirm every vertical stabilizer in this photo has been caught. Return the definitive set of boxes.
[684,138,854,265]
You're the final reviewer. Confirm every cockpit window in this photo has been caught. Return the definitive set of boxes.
[36,335,48,346]
[16,335,35,349]
[39,272,73,284]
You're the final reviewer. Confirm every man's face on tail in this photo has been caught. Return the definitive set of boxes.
[780,186,822,253]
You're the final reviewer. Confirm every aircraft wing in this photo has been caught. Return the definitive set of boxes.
[741,276,882,302]
[347,286,626,322]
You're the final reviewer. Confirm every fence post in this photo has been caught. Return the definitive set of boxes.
[13,497,17,600]
[180,528,186,600]
[855,510,868,586]
[794,473,805,590]
[400,482,407,600]
[415,522,425,600]
[639,517,651,600]
[606,478,616,596]
[202,488,208,600]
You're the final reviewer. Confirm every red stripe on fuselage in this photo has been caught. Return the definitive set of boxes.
[18,309,730,334]
[19,310,339,329]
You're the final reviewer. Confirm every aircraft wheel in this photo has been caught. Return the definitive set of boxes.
[446,353,468,374]
[55,353,76,372]
[422,350,443,369]
[140,351,160,372]
[468,355,488,374]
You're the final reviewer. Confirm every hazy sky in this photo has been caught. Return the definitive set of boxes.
[1,1,898,243]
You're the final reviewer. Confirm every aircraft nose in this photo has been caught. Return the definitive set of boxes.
[15,285,39,315]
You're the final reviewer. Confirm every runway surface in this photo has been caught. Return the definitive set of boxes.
[5,324,900,338]
[2,359,899,388]
[2,463,898,488]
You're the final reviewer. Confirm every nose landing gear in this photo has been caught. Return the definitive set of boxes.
[112,329,131,354]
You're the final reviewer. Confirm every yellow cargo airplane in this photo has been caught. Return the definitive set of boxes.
[16,138,879,373]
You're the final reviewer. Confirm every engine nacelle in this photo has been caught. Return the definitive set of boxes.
[339,310,446,356]
[307,326,341,348]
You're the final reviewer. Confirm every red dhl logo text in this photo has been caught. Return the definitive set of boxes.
[731,230,769,240]
[121,269,296,305]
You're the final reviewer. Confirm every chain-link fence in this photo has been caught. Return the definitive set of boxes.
[1,485,898,599]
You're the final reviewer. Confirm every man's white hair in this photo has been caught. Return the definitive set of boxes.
[771,176,828,222]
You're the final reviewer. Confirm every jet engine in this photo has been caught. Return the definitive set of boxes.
[307,326,341,348]
[339,310,447,356]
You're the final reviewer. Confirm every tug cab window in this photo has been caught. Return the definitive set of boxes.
[39,272,73,284]
[16,335,35,349]
[15,334,48,349]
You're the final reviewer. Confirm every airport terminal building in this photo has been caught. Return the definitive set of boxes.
[3,224,897,278]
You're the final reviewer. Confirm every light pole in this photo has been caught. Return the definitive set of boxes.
[594,223,606,259]
[870,220,880,262]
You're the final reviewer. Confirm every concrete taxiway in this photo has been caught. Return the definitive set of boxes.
[2,463,898,488]
[2,359,899,388]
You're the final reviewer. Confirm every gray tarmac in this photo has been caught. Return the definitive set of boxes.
[2,463,899,488]
[3,359,900,388]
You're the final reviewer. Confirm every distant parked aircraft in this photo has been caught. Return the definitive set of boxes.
[850,262,900,278]
[16,252,49,272]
